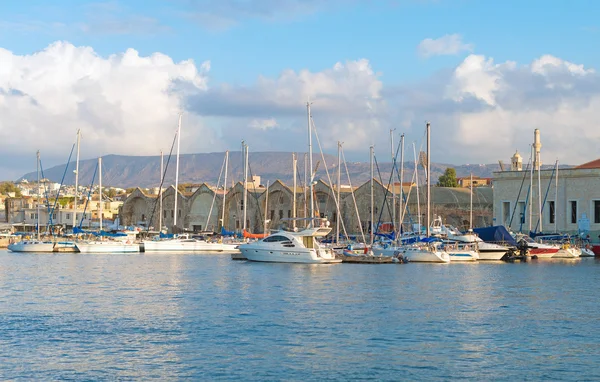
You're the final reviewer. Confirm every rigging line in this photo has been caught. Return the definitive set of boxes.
[341,146,367,244]
[205,153,227,230]
[310,116,349,238]
[373,154,395,236]
[534,160,557,234]
[79,161,98,228]
[508,155,532,227]
[146,130,178,233]
[399,147,419,232]
[246,160,264,231]
[48,143,76,233]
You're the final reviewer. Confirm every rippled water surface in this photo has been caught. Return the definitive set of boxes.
[1,251,599,380]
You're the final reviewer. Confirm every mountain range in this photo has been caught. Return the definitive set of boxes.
[17,151,559,189]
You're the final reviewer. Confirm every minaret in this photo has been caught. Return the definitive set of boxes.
[511,150,523,171]
[533,129,542,171]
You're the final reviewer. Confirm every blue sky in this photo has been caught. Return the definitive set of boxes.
[0,0,599,179]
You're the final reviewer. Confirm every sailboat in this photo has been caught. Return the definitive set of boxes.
[75,157,140,254]
[239,102,341,264]
[8,151,56,253]
[143,116,240,253]
[401,123,450,263]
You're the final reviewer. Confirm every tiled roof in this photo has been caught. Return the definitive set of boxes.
[575,158,600,169]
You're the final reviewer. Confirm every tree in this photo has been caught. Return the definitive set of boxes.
[106,188,117,198]
[437,168,459,187]
[0,182,22,197]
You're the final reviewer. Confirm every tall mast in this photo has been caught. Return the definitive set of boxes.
[98,157,103,232]
[469,173,473,230]
[73,129,80,230]
[399,134,405,237]
[222,150,229,231]
[173,114,182,231]
[529,144,533,232]
[264,181,270,234]
[426,122,431,237]
[370,145,374,245]
[292,153,297,230]
[307,101,314,227]
[413,143,421,233]
[36,150,40,241]
[537,148,542,233]
[159,150,163,232]
[390,129,395,233]
[303,153,308,223]
[242,142,248,231]
[336,142,341,244]
[555,160,559,232]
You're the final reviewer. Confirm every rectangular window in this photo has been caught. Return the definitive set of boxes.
[518,201,525,224]
[570,201,577,224]
[549,201,555,224]
[31,213,35,219]
[287,210,291,218]
[163,210,166,218]
[270,210,274,220]
[178,209,181,217]
[594,201,600,224]
[171,210,174,218]
[141,214,145,222]
[240,200,244,211]
[52,213,57,220]
[246,219,249,230]
[502,202,510,225]
[279,210,283,219]
[236,220,240,229]
[66,213,70,220]
[333,212,337,222]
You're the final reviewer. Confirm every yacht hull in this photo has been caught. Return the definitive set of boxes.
[403,248,450,263]
[143,240,240,252]
[7,241,55,253]
[76,241,140,254]
[241,247,341,264]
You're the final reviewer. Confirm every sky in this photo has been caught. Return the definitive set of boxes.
[0,0,598,180]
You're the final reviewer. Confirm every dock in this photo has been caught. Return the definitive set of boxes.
[338,255,394,264]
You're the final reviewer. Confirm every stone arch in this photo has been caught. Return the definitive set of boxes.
[188,191,220,232]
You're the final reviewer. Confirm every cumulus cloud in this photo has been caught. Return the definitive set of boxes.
[186,58,385,153]
[2,40,599,180]
[418,34,473,58]
[0,41,212,172]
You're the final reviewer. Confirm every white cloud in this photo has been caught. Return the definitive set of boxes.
[2,40,600,180]
[418,34,473,58]
[249,118,279,130]
[0,41,212,166]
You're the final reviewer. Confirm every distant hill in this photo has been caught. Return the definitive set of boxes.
[17,152,567,188]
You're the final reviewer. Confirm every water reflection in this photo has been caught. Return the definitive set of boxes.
[1,251,600,380]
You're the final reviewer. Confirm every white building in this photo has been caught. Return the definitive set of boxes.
[493,156,600,236]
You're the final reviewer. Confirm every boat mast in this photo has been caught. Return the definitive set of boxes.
[292,153,297,230]
[99,157,103,232]
[370,145,374,245]
[555,159,559,232]
[264,181,270,234]
[222,150,229,231]
[307,101,314,228]
[336,142,341,244]
[36,150,40,241]
[173,114,182,231]
[413,143,421,234]
[242,142,248,231]
[73,129,80,231]
[426,122,431,237]
[390,129,395,234]
[303,153,308,224]
[469,173,473,230]
[529,144,533,233]
[399,134,404,238]
[159,150,163,232]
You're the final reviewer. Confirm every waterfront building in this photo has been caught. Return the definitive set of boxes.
[493,158,600,237]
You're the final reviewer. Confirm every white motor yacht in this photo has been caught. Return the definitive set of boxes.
[239,224,341,264]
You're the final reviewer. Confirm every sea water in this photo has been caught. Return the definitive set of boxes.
[1,251,599,381]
